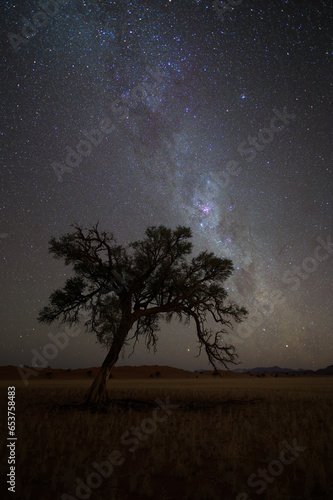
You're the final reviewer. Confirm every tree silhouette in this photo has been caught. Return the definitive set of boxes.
[38,224,247,405]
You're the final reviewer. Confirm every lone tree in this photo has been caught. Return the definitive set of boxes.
[38,224,247,405]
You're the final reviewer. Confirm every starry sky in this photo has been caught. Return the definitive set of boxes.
[0,0,332,371]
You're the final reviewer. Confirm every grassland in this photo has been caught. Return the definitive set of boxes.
[1,373,332,500]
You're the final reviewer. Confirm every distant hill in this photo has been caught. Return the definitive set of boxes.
[234,365,333,375]
[315,364,333,375]
[0,364,332,382]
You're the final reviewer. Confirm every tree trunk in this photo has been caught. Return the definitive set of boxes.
[84,321,131,405]
[84,357,115,405]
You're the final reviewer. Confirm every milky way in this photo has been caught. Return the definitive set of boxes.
[0,0,332,370]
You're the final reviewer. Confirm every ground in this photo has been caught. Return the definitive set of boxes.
[0,366,332,500]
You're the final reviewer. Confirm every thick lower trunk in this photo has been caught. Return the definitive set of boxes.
[84,319,132,405]
[84,360,115,405]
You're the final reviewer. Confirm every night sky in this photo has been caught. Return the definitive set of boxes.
[1,0,332,371]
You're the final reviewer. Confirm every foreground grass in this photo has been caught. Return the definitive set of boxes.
[1,377,333,500]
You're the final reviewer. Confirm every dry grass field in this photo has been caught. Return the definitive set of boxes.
[1,367,332,500]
